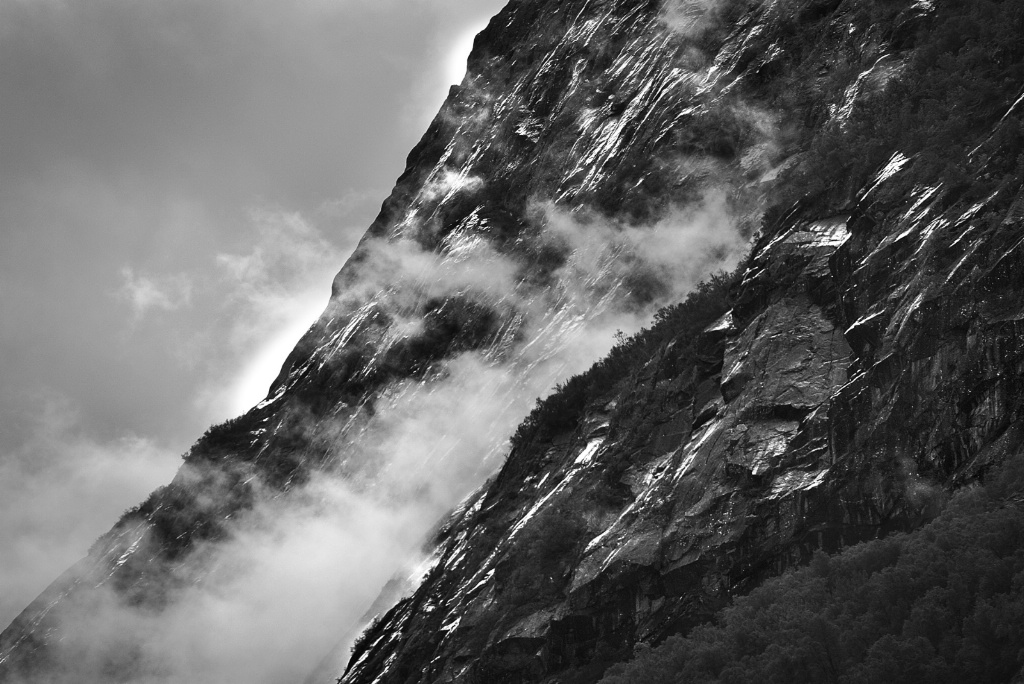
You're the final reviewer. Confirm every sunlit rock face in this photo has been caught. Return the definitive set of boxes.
[4,0,1024,681]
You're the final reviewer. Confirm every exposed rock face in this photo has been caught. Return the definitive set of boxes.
[4,0,1024,682]
[340,198,1024,682]
[334,1,1024,683]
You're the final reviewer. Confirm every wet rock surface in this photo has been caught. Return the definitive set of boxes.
[341,185,1024,683]
[336,2,1024,683]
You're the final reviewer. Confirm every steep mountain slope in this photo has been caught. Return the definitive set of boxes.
[335,0,1024,682]
[4,0,1024,682]
[0,0,772,680]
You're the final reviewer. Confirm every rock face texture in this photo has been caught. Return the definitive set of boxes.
[335,1,1024,682]
[4,0,1024,682]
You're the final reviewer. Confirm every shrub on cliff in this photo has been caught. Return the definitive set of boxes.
[788,0,1024,211]
[510,269,736,452]
[498,504,588,612]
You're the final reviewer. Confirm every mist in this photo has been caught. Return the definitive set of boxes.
[0,396,179,632]
[8,176,752,683]
[0,0,508,637]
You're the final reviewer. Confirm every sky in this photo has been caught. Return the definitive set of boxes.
[0,0,508,630]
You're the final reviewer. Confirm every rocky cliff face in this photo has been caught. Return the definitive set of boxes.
[335,0,1024,682]
[4,0,1024,681]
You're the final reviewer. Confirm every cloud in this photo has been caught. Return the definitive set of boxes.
[0,0,509,676]
[117,267,193,319]
[0,393,179,630]
[421,170,486,204]
[108,207,352,421]
[9,178,758,682]
[660,0,726,37]
[543,189,747,301]
[7,471,440,684]
[214,209,341,338]
[203,208,353,417]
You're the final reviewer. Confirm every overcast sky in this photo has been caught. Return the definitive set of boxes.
[0,0,507,629]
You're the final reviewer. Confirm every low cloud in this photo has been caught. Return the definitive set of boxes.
[202,208,352,418]
[541,189,747,306]
[0,393,179,630]
[421,171,486,204]
[117,267,193,320]
[12,182,756,682]
[660,0,726,37]
[215,209,341,312]
[110,207,352,423]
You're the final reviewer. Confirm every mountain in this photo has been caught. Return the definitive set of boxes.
[4,0,1024,682]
